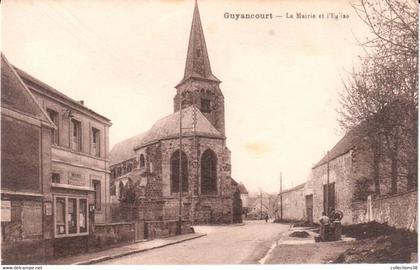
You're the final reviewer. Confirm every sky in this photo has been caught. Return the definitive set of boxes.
[2,0,372,194]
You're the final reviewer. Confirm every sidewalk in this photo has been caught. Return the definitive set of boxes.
[262,224,358,264]
[48,233,206,265]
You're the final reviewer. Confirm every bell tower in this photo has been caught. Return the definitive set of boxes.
[174,1,225,136]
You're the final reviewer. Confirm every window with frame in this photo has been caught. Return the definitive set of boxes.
[54,196,88,237]
[52,173,61,183]
[47,109,59,145]
[71,119,82,152]
[93,180,101,211]
[92,127,100,157]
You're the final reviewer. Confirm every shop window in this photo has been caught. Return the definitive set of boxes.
[68,198,77,234]
[54,196,88,237]
[71,119,82,152]
[92,127,100,157]
[93,180,101,211]
[55,197,65,235]
[79,199,87,233]
[47,109,59,145]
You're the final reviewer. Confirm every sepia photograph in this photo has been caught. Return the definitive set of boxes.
[0,0,418,268]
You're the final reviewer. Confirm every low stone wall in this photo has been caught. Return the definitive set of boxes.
[352,190,417,231]
[89,222,136,250]
[145,220,191,239]
[1,238,53,264]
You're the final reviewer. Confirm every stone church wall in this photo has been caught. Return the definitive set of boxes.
[137,136,233,224]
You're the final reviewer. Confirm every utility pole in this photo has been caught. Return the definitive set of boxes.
[280,172,283,222]
[177,106,183,235]
[326,151,330,216]
[192,105,198,224]
[260,189,263,220]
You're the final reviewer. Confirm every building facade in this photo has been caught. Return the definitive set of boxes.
[311,123,418,229]
[15,67,113,256]
[278,183,306,222]
[110,1,234,225]
[275,115,417,230]
[1,53,112,262]
[1,54,55,264]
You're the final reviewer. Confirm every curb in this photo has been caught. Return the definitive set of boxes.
[73,233,207,265]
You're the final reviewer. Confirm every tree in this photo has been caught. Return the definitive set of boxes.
[339,0,418,195]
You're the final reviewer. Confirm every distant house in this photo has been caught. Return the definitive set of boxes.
[248,200,268,220]
[310,120,417,230]
[278,183,306,222]
[247,194,273,220]
[238,182,249,214]
[230,178,243,223]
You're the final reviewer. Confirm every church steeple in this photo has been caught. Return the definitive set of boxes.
[174,1,225,136]
[179,0,220,86]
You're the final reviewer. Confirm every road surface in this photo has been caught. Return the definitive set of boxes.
[98,220,289,264]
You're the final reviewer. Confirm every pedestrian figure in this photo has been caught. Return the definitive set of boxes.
[265,214,268,223]
[319,211,330,241]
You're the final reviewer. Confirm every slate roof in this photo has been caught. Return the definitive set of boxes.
[109,132,147,166]
[14,66,111,123]
[137,105,224,148]
[110,105,224,166]
[238,183,249,194]
[279,183,305,195]
[312,123,367,169]
[1,54,55,128]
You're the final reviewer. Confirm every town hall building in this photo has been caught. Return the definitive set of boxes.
[110,1,235,224]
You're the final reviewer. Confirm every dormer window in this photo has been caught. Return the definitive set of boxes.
[201,98,211,113]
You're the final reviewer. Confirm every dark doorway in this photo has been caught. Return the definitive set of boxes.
[305,194,313,223]
[323,182,335,215]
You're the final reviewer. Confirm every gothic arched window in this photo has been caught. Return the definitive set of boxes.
[118,181,124,199]
[170,150,188,193]
[201,149,217,195]
[139,154,145,168]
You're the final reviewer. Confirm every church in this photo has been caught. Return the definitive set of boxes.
[109,1,236,224]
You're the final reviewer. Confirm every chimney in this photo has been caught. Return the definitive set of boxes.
[79,100,84,106]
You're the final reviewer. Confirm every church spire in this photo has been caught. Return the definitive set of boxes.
[179,0,220,86]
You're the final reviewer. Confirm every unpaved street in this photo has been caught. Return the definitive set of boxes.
[99,220,289,264]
